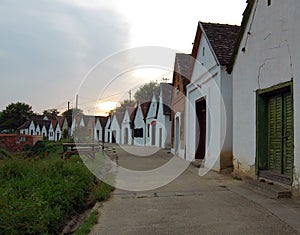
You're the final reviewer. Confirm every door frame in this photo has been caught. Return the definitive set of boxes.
[256,81,294,184]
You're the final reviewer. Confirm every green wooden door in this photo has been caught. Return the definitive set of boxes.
[268,91,293,175]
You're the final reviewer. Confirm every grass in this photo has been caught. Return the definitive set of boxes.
[74,211,99,235]
[0,140,114,235]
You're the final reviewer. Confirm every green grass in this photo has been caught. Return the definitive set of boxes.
[74,211,99,235]
[0,141,114,235]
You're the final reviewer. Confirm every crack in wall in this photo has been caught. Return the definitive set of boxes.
[257,57,274,89]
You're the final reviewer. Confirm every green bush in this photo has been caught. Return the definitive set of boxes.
[0,142,99,235]
[91,182,114,203]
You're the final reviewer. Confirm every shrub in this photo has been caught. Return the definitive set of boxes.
[0,143,99,234]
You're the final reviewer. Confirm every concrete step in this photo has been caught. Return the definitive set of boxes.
[244,178,292,199]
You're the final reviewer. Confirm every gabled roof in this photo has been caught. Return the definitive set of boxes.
[171,53,192,94]
[17,120,31,130]
[227,0,255,73]
[160,83,172,115]
[200,22,240,66]
[112,112,124,125]
[140,101,151,119]
[56,116,65,127]
[51,120,58,130]
[98,116,109,128]
[126,107,136,122]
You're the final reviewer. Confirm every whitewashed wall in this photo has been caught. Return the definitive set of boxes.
[156,95,171,149]
[145,95,158,146]
[185,28,232,171]
[133,104,146,146]
[121,110,133,145]
[110,115,121,144]
[232,0,300,187]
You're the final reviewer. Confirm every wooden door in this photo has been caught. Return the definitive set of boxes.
[268,91,293,175]
[195,99,206,159]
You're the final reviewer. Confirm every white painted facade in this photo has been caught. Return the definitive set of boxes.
[28,121,36,136]
[54,123,62,141]
[35,125,41,136]
[104,117,111,143]
[232,0,300,188]
[94,118,103,142]
[156,90,171,149]
[41,125,48,137]
[121,109,133,145]
[109,113,121,144]
[185,24,233,171]
[48,122,55,141]
[133,103,146,146]
[145,95,158,146]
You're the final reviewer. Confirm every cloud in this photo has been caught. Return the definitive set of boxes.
[0,0,131,112]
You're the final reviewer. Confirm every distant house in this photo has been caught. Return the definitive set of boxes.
[156,83,172,149]
[133,102,150,146]
[28,120,36,136]
[145,94,159,146]
[121,107,136,145]
[48,120,57,141]
[185,22,240,171]
[171,53,191,158]
[104,116,111,143]
[229,0,300,190]
[18,121,30,135]
[109,112,124,144]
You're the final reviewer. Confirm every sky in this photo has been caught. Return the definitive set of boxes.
[0,0,247,116]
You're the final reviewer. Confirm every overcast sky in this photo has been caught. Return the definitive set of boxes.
[0,0,246,115]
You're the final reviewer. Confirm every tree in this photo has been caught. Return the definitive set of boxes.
[43,108,59,116]
[113,100,136,113]
[134,81,160,102]
[62,108,83,117]
[0,102,34,132]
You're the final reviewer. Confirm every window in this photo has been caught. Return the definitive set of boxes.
[202,47,205,56]
[134,128,143,138]
[30,130,34,135]
[147,124,150,138]
[20,137,26,142]
[267,0,271,6]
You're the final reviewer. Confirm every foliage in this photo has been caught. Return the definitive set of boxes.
[74,211,99,235]
[0,102,34,132]
[0,148,12,160]
[62,128,69,139]
[91,182,114,203]
[0,141,106,235]
[134,81,160,102]
[43,108,60,116]
[62,108,83,118]
[111,99,136,114]
[22,140,47,160]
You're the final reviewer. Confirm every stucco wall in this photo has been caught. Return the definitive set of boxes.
[232,0,300,185]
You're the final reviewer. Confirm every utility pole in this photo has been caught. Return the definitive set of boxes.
[75,94,78,109]
[129,90,132,102]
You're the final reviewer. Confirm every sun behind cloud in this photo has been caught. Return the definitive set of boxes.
[95,101,120,116]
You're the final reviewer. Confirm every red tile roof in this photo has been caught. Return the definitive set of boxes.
[201,22,240,66]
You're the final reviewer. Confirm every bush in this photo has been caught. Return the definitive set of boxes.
[0,143,97,234]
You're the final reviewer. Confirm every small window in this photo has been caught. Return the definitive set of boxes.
[202,47,205,56]
[267,0,271,6]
